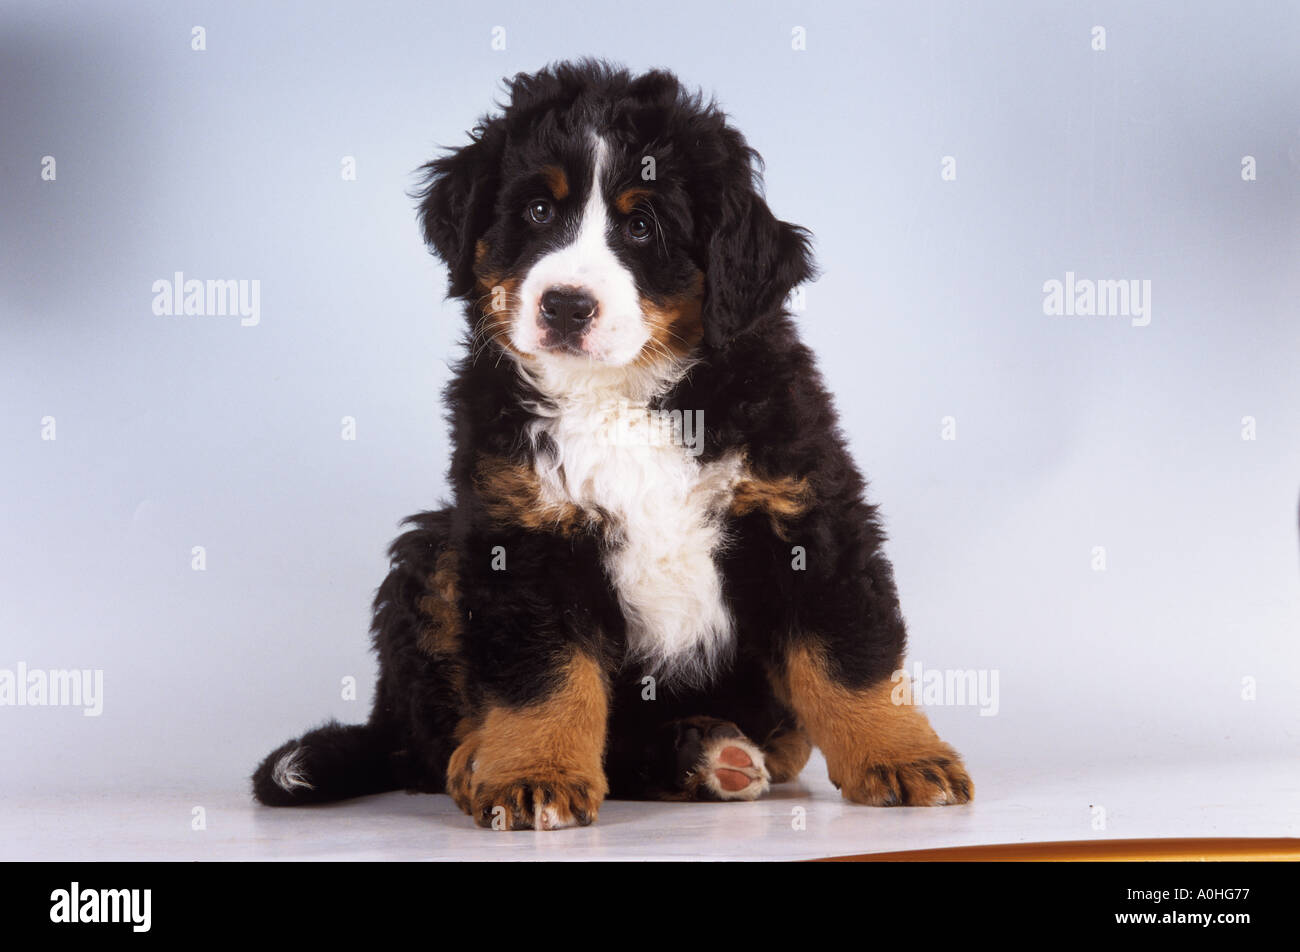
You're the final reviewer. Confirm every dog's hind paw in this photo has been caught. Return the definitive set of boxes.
[672,717,771,802]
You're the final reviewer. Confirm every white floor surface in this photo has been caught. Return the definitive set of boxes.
[5,752,1298,861]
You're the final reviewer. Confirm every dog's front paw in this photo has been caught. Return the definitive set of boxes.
[446,738,606,831]
[833,753,972,807]
[471,774,603,830]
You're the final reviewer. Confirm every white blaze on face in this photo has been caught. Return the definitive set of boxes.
[512,136,649,365]
[511,137,734,684]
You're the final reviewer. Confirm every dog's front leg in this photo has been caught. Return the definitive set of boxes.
[770,636,972,806]
[445,456,617,829]
[735,477,973,807]
[446,646,610,830]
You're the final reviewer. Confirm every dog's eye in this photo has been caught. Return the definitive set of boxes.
[526,199,554,225]
[625,215,652,242]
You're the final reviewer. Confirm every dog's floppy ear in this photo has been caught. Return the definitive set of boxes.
[701,149,815,351]
[415,121,504,298]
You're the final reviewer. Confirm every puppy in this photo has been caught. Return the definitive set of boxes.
[253,60,972,830]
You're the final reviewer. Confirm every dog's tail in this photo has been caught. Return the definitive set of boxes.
[252,720,399,806]
[253,507,458,806]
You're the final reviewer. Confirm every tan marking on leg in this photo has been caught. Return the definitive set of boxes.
[415,549,468,703]
[761,724,812,783]
[446,652,610,829]
[473,455,592,535]
[774,641,972,805]
[417,549,462,655]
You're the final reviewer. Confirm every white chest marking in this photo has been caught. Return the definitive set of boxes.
[529,392,742,682]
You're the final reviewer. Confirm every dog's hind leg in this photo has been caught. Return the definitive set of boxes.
[606,715,772,801]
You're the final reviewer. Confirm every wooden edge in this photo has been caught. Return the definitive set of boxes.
[812,837,1300,862]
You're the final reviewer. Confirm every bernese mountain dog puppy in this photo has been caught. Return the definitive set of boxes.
[252,60,973,830]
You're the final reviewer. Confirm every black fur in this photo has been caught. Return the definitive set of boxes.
[253,60,937,819]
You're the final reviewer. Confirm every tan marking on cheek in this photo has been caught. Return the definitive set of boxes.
[541,165,569,200]
[474,455,593,535]
[471,272,531,358]
[637,270,705,363]
[472,239,503,291]
[615,187,652,214]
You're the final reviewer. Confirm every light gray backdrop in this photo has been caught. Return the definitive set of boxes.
[2,0,1297,798]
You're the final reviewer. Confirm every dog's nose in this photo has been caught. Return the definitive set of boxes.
[540,287,597,334]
